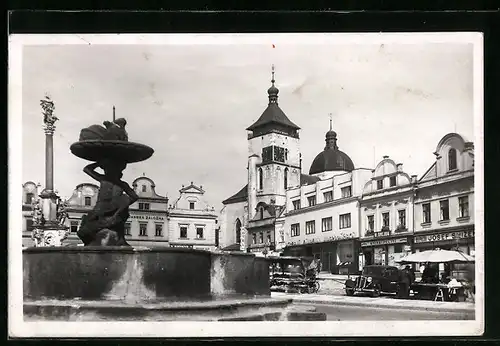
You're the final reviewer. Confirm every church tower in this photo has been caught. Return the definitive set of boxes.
[246,66,301,220]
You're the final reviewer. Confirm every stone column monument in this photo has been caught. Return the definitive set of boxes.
[31,96,69,247]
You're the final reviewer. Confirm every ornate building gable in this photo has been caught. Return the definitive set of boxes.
[170,182,215,213]
[132,176,166,200]
[420,133,474,182]
[66,183,100,209]
[22,181,40,205]
[362,156,416,196]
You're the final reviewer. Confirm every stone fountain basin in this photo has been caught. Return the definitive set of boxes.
[23,247,326,321]
[23,246,270,301]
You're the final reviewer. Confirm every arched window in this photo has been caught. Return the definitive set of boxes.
[235,219,242,244]
[258,167,263,190]
[284,168,289,190]
[260,207,264,219]
[448,148,457,171]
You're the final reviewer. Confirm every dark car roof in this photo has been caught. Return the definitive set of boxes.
[364,265,399,270]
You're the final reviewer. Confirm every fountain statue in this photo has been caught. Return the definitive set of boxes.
[69,117,154,246]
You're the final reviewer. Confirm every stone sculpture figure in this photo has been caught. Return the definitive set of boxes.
[70,117,153,246]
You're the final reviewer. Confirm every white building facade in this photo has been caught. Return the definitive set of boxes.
[359,156,417,268]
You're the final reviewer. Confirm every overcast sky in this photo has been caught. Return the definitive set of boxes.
[21,38,474,208]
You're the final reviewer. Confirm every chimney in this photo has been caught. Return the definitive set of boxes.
[396,163,403,172]
[411,175,418,183]
[383,155,389,159]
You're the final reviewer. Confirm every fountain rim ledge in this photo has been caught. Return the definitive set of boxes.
[22,246,261,256]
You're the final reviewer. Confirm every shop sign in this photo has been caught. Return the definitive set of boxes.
[365,231,390,239]
[403,245,412,251]
[286,231,356,247]
[130,214,165,221]
[361,237,407,247]
[170,244,193,249]
[414,230,474,244]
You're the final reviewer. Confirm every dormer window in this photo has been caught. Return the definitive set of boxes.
[389,176,397,187]
[84,196,92,206]
[260,207,264,219]
[448,148,457,171]
[142,185,147,192]
[25,192,34,204]
[377,179,383,190]
[189,202,195,210]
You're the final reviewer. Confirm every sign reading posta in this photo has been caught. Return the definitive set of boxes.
[414,230,474,244]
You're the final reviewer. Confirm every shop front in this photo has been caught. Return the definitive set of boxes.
[413,228,475,255]
[283,238,358,274]
[360,233,413,267]
[413,228,475,281]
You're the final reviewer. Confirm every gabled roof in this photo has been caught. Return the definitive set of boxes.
[246,103,300,131]
[180,183,205,194]
[222,184,248,205]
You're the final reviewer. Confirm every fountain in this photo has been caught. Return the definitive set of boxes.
[23,105,326,322]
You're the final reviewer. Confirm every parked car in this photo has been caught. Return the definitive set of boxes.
[344,265,410,299]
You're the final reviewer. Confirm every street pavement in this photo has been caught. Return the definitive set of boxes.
[298,303,475,321]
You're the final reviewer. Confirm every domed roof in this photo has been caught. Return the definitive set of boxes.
[309,150,355,175]
[308,123,354,175]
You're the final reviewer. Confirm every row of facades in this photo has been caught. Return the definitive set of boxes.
[22,177,218,250]
[217,71,475,274]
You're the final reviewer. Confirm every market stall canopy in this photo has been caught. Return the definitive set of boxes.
[396,249,475,264]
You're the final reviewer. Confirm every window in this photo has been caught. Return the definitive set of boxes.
[390,176,397,187]
[196,227,204,239]
[142,185,147,192]
[382,212,390,228]
[26,219,34,232]
[25,193,34,204]
[291,223,300,237]
[258,168,263,190]
[459,196,469,218]
[266,232,271,244]
[260,207,265,219]
[259,232,264,243]
[189,202,195,210]
[305,220,316,235]
[124,222,131,235]
[377,179,383,190]
[323,191,333,202]
[235,219,242,243]
[252,233,257,244]
[84,196,92,206]
[339,213,351,229]
[422,203,431,223]
[307,196,316,207]
[341,186,352,198]
[448,148,457,171]
[139,203,150,210]
[155,224,163,237]
[139,223,148,236]
[367,215,374,231]
[292,200,301,210]
[180,226,188,238]
[322,217,333,232]
[398,209,406,227]
[284,168,288,190]
[440,200,450,221]
[70,221,79,233]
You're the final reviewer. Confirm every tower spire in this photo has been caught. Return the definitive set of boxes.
[267,64,279,104]
[113,105,116,122]
[329,113,333,131]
